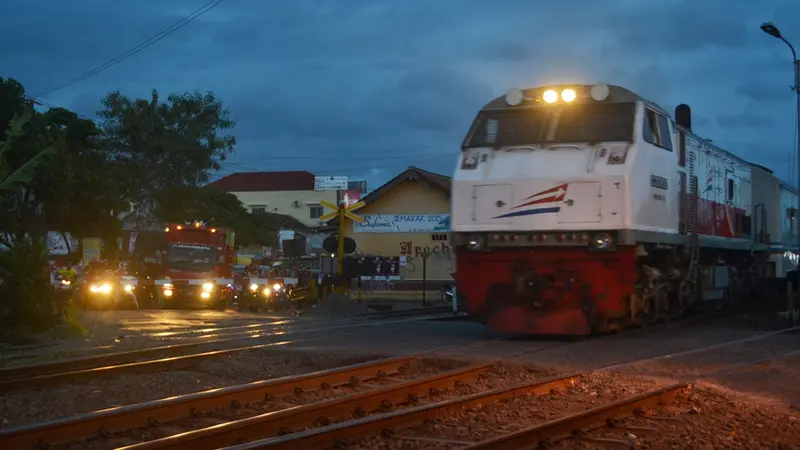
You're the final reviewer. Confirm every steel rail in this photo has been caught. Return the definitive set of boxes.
[222,329,800,450]
[119,362,496,450]
[0,338,510,449]
[463,347,800,449]
[0,313,452,385]
[223,372,581,450]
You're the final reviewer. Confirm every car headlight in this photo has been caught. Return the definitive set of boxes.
[262,287,271,296]
[90,283,113,294]
[591,232,613,250]
[466,235,484,250]
[124,284,134,292]
[61,279,71,286]
[249,283,259,292]
[200,291,211,299]
[202,282,214,291]
[273,283,281,291]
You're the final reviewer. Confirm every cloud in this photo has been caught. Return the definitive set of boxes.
[2,0,800,186]
[716,109,774,129]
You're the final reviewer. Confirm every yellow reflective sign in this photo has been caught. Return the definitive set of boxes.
[320,200,339,211]
[344,211,365,223]
[319,211,338,221]
[345,200,365,212]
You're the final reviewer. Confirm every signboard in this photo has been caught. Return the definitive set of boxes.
[314,176,348,191]
[46,232,79,256]
[353,214,450,233]
[348,180,368,193]
[342,189,361,206]
[83,238,103,265]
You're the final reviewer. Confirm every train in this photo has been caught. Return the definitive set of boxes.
[450,83,798,335]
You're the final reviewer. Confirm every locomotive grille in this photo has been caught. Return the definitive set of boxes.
[687,152,698,235]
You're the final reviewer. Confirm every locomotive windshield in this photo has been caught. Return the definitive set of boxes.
[166,243,216,272]
[463,102,635,148]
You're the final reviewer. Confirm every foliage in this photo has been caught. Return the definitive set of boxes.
[98,89,236,227]
[0,239,57,329]
[0,110,56,193]
[0,78,241,335]
[155,187,275,247]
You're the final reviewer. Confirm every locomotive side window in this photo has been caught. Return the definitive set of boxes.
[642,108,673,151]
[727,178,735,202]
[657,115,673,150]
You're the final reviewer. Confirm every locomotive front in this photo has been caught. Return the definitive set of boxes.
[451,83,646,335]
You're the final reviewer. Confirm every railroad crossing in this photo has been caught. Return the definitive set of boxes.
[319,199,365,291]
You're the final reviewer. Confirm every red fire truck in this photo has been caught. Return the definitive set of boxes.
[154,221,236,309]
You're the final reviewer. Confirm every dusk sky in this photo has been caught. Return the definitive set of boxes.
[2,0,800,189]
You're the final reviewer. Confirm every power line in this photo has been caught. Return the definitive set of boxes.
[216,154,453,177]
[31,0,227,99]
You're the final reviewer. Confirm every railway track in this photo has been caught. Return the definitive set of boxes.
[3,323,799,449]
[0,306,456,366]
[0,313,461,391]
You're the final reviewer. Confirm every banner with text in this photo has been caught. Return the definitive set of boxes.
[353,214,450,233]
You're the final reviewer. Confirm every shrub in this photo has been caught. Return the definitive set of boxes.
[0,239,59,330]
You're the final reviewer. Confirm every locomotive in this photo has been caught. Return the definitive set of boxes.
[451,83,798,335]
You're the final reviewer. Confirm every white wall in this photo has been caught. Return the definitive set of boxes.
[230,190,338,227]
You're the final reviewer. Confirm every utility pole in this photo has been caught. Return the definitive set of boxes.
[761,21,800,325]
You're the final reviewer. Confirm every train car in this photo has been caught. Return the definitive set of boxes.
[450,83,798,335]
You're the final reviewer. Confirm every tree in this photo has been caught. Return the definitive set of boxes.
[154,186,275,247]
[0,78,61,244]
[98,89,236,228]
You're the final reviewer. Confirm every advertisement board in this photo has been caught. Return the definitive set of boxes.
[353,214,450,233]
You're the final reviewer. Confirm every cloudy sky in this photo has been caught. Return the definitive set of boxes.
[2,0,800,189]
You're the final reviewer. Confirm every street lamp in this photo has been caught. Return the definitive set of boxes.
[761,21,800,263]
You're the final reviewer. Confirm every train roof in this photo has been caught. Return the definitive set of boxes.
[480,83,669,116]
[483,83,789,182]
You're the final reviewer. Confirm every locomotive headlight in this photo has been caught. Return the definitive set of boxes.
[542,89,558,104]
[202,282,214,292]
[561,89,577,102]
[591,233,613,250]
[466,235,484,250]
[461,151,479,170]
[607,149,628,165]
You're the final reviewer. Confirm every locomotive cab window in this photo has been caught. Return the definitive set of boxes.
[726,179,734,202]
[642,108,673,151]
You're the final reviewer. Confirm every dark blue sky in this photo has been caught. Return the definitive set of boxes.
[2,0,800,188]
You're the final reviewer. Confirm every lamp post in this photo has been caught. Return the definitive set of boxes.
[760,21,800,259]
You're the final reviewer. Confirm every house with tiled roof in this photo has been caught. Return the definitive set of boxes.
[207,171,338,228]
[330,165,454,282]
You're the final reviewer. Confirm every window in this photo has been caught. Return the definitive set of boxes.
[727,178,735,202]
[431,234,448,241]
[250,205,266,214]
[642,108,673,151]
[309,205,324,219]
[463,102,636,148]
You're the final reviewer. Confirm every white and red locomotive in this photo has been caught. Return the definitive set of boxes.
[451,83,798,335]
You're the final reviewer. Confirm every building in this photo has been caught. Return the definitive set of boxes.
[207,171,338,228]
[335,166,453,281]
[236,211,312,263]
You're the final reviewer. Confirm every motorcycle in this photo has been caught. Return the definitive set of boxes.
[53,273,77,314]
[237,280,290,312]
[79,272,139,310]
